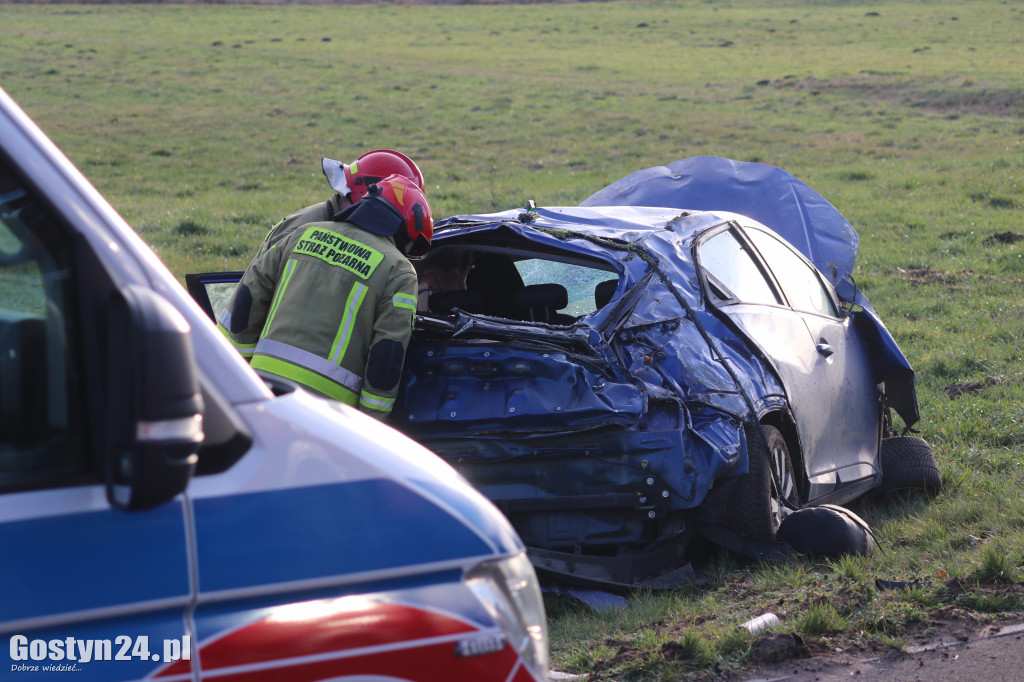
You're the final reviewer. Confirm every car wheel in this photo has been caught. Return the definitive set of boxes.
[729,424,800,541]
[878,436,942,495]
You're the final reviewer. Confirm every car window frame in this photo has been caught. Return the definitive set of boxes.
[417,237,624,321]
[0,156,99,494]
[694,222,787,309]
[739,223,844,320]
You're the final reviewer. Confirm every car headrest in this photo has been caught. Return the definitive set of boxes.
[513,283,569,311]
[594,279,618,309]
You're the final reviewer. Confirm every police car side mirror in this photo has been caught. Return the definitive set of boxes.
[105,286,203,511]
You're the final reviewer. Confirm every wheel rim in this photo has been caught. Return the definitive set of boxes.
[769,440,798,531]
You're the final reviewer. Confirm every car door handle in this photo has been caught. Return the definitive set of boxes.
[816,342,834,358]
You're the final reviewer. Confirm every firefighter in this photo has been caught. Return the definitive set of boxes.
[219,174,433,421]
[255,149,425,258]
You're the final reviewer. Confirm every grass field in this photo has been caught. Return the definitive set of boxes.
[3,1,1023,679]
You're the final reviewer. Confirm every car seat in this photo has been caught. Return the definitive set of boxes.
[513,283,574,325]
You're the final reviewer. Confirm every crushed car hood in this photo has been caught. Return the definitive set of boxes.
[407,206,786,427]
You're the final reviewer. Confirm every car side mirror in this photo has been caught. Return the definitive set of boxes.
[106,285,203,511]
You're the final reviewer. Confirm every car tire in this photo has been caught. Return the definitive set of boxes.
[729,424,799,542]
[878,436,942,495]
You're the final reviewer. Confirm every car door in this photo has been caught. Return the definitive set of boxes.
[696,224,879,502]
[186,271,244,325]
[742,225,881,498]
[0,161,193,680]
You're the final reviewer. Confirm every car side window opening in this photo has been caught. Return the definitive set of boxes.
[698,228,780,306]
[0,165,86,490]
[206,281,238,321]
[745,227,838,318]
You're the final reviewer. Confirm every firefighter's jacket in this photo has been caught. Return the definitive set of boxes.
[219,219,418,420]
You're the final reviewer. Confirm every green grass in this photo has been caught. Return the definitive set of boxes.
[4,1,1023,679]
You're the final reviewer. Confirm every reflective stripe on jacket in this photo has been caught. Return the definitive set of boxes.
[222,219,417,419]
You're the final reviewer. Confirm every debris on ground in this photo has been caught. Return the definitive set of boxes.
[892,266,969,285]
[777,505,878,559]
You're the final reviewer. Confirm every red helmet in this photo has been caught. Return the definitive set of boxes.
[350,174,433,259]
[344,149,425,203]
[379,174,433,258]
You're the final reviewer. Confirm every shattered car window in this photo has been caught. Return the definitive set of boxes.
[698,229,780,305]
[514,258,614,317]
[746,227,838,318]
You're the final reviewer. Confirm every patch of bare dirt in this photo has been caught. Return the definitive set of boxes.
[984,231,1024,245]
[732,614,1024,682]
[589,637,644,675]
[757,75,1024,118]
[891,266,971,286]
[749,632,812,664]
[940,375,1003,399]
[658,640,696,663]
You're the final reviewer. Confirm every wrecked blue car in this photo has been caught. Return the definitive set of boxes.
[188,158,940,588]
[388,157,938,587]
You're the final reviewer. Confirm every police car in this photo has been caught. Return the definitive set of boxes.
[0,86,549,681]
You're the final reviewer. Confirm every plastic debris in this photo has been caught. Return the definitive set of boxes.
[740,612,781,635]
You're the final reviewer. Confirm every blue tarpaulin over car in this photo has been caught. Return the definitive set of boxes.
[582,156,859,298]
